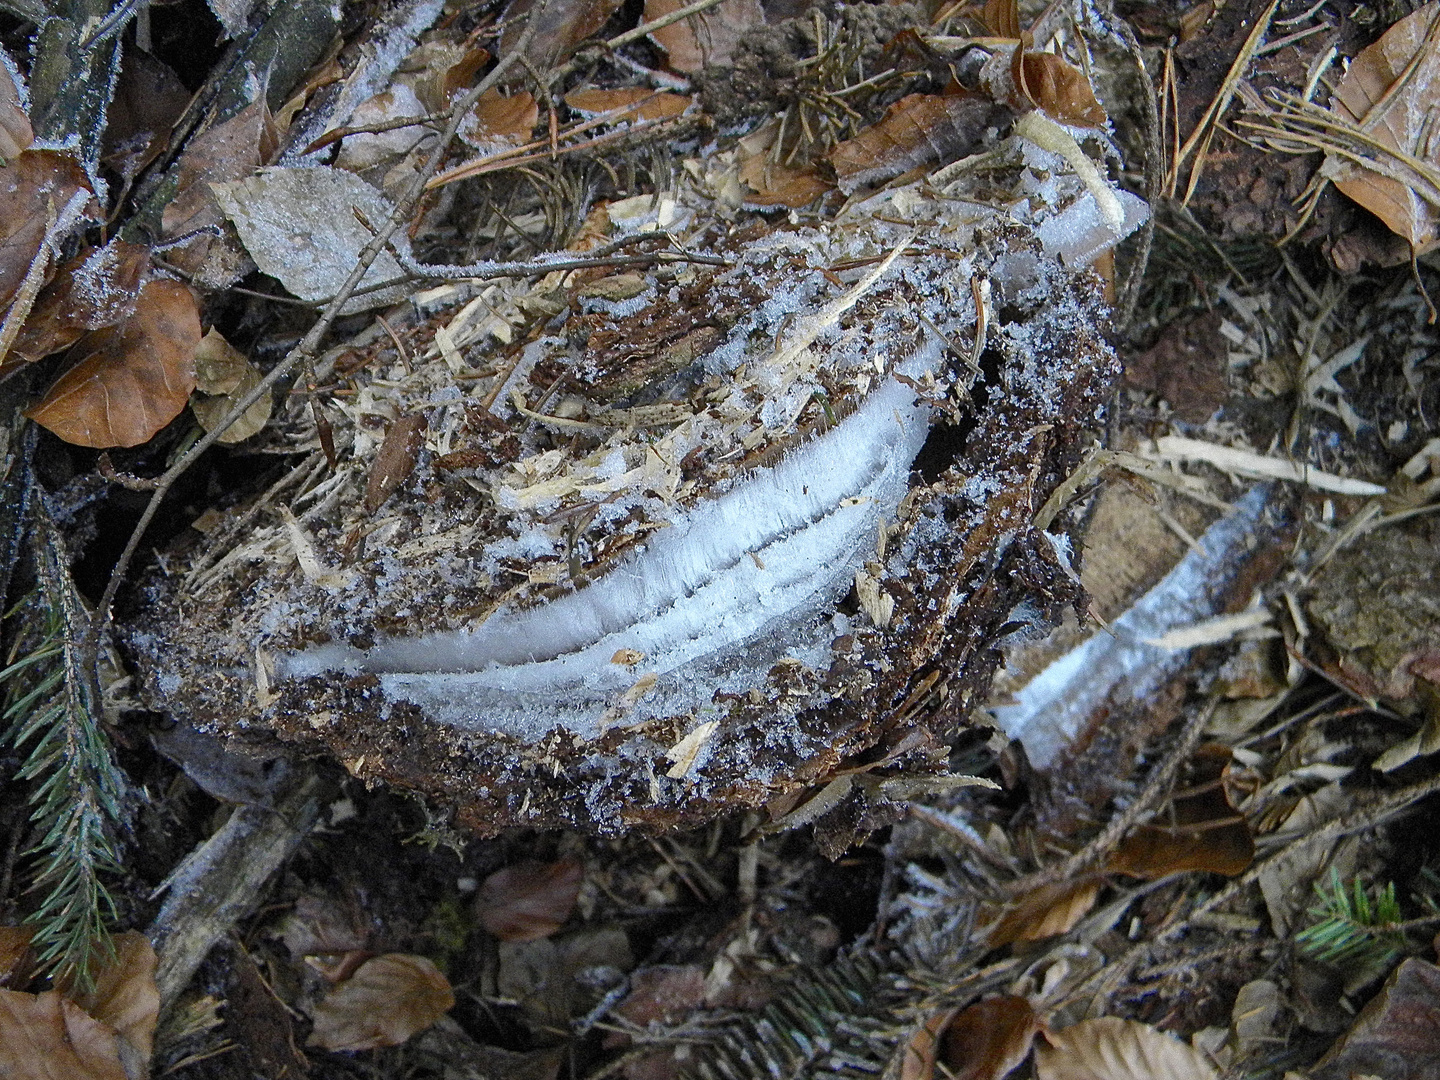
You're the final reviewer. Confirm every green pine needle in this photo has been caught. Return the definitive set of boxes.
[1295,868,1404,969]
[2,512,127,990]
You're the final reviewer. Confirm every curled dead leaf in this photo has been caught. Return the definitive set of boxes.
[900,1008,956,1080]
[190,329,272,443]
[27,278,200,448]
[501,0,624,70]
[940,995,1039,1080]
[477,857,585,942]
[1107,744,1254,880]
[825,94,1012,193]
[645,0,763,73]
[1012,44,1107,127]
[565,87,692,123]
[0,989,127,1080]
[1035,1016,1217,1080]
[1329,2,1440,252]
[985,874,1103,947]
[306,953,454,1052]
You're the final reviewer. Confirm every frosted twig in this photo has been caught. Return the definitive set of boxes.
[81,5,550,700]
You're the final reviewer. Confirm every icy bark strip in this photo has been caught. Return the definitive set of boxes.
[991,486,1280,768]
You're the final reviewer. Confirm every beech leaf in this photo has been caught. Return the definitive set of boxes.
[0,151,95,310]
[190,328,272,444]
[939,995,1040,1080]
[985,874,1103,947]
[462,88,541,150]
[0,989,127,1080]
[27,279,200,448]
[0,47,32,161]
[644,0,764,73]
[826,94,1012,193]
[61,931,160,1079]
[1035,1017,1217,1080]
[565,87,692,123]
[363,412,427,512]
[8,239,150,371]
[1329,1,1440,252]
[477,857,585,942]
[501,0,625,70]
[1107,744,1254,880]
[307,953,454,1051]
[0,926,34,989]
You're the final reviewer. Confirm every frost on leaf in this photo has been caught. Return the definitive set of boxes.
[1035,1017,1217,1080]
[161,99,284,286]
[0,46,32,161]
[27,279,201,448]
[645,0,763,73]
[460,88,540,152]
[1329,1,1440,252]
[477,858,584,942]
[6,239,149,372]
[0,989,127,1080]
[0,152,94,310]
[826,95,1012,193]
[306,953,454,1051]
[210,166,411,313]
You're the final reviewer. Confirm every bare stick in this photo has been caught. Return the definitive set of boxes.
[80,10,548,694]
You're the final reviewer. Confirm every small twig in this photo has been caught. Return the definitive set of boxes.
[81,4,550,700]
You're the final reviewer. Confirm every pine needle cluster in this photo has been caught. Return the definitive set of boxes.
[1295,868,1405,970]
[2,511,126,989]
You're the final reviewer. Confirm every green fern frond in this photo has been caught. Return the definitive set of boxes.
[1295,868,1404,969]
[2,509,126,990]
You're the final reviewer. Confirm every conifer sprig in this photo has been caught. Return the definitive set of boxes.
[2,508,126,989]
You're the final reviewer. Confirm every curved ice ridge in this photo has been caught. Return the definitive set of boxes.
[278,343,943,733]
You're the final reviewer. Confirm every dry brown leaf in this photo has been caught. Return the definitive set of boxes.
[1309,958,1440,1080]
[27,278,200,448]
[738,154,833,207]
[0,926,34,989]
[985,874,1103,947]
[477,857,585,942]
[1107,744,1254,880]
[190,328,272,443]
[565,87,692,123]
[1013,46,1107,128]
[0,151,95,310]
[0,989,127,1080]
[62,931,160,1079]
[1329,2,1440,252]
[645,0,764,73]
[979,0,1020,39]
[939,995,1040,1080]
[464,88,540,148]
[364,412,428,512]
[501,0,625,70]
[1035,1016,1218,1080]
[825,94,1011,193]
[102,48,189,181]
[7,240,150,371]
[611,965,707,1027]
[900,1008,956,1080]
[306,953,454,1052]
[160,99,283,284]
[0,51,32,161]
